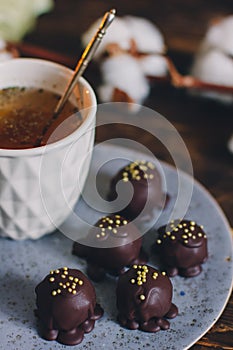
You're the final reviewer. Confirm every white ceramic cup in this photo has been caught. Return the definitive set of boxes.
[0,58,97,240]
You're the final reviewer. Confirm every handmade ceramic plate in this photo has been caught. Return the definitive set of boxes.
[0,143,232,350]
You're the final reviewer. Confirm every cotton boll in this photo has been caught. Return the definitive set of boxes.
[98,54,150,108]
[205,15,233,56]
[138,54,167,77]
[191,16,233,103]
[81,17,132,60]
[124,16,166,54]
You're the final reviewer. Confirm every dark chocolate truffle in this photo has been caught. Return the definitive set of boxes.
[155,219,208,277]
[108,160,167,221]
[73,214,148,281]
[35,267,103,346]
[116,264,178,332]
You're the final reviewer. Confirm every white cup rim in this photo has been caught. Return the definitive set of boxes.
[0,58,97,157]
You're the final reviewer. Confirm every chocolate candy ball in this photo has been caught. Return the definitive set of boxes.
[73,214,148,281]
[108,160,167,221]
[155,219,208,277]
[116,264,178,332]
[35,267,103,345]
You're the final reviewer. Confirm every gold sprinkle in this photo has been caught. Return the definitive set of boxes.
[72,285,76,289]
[183,223,187,227]
[101,232,106,236]
[79,280,84,285]
[52,290,57,296]
[133,264,138,269]
[66,282,70,286]
[108,226,112,230]
[171,235,176,240]
[137,281,143,286]
[198,233,203,237]
[63,285,66,289]
[64,271,68,275]
[190,221,196,226]
[193,235,196,239]
[174,228,179,232]
[166,231,171,236]
[148,162,155,169]
[68,288,72,293]
[116,220,121,225]
[178,224,183,228]
[204,235,207,239]
[188,233,192,237]
[149,174,154,179]
[113,229,117,234]
[142,278,146,283]
[144,174,148,179]
[115,215,121,218]
[50,270,54,275]
[184,240,188,244]
[61,274,66,279]
[63,267,68,271]
[123,178,128,182]
[57,289,61,294]
[157,239,162,244]
[182,235,188,239]
[136,176,141,181]
[72,290,77,295]
[123,220,128,225]
[139,294,146,301]
[200,225,204,229]
[59,282,63,286]
[161,271,166,276]
[55,269,60,274]
[49,277,55,282]
[184,229,189,233]
[190,226,195,231]
[131,279,135,284]
[123,172,128,176]
[96,234,100,238]
[99,224,103,228]
[74,278,79,283]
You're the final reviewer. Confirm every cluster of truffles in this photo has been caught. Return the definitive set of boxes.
[116,264,178,332]
[73,213,148,281]
[35,159,209,344]
[108,160,167,221]
[35,267,103,346]
[154,219,208,277]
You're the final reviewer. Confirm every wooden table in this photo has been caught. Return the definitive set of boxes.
[20,1,233,348]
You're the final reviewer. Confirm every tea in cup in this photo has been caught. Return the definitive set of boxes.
[0,58,97,240]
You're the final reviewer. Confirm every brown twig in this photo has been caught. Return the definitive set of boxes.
[13,41,233,95]
[12,41,75,67]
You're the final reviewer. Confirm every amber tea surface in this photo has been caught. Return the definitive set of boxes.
[0,87,81,149]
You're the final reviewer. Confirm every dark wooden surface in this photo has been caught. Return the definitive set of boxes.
[21,1,233,348]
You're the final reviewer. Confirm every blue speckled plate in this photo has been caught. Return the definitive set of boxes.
[0,143,232,350]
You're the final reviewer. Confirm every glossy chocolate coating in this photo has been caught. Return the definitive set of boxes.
[73,214,148,281]
[108,160,167,220]
[35,267,103,345]
[116,264,178,332]
[155,220,208,277]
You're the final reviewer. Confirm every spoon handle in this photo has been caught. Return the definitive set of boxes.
[54,8,116,116]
